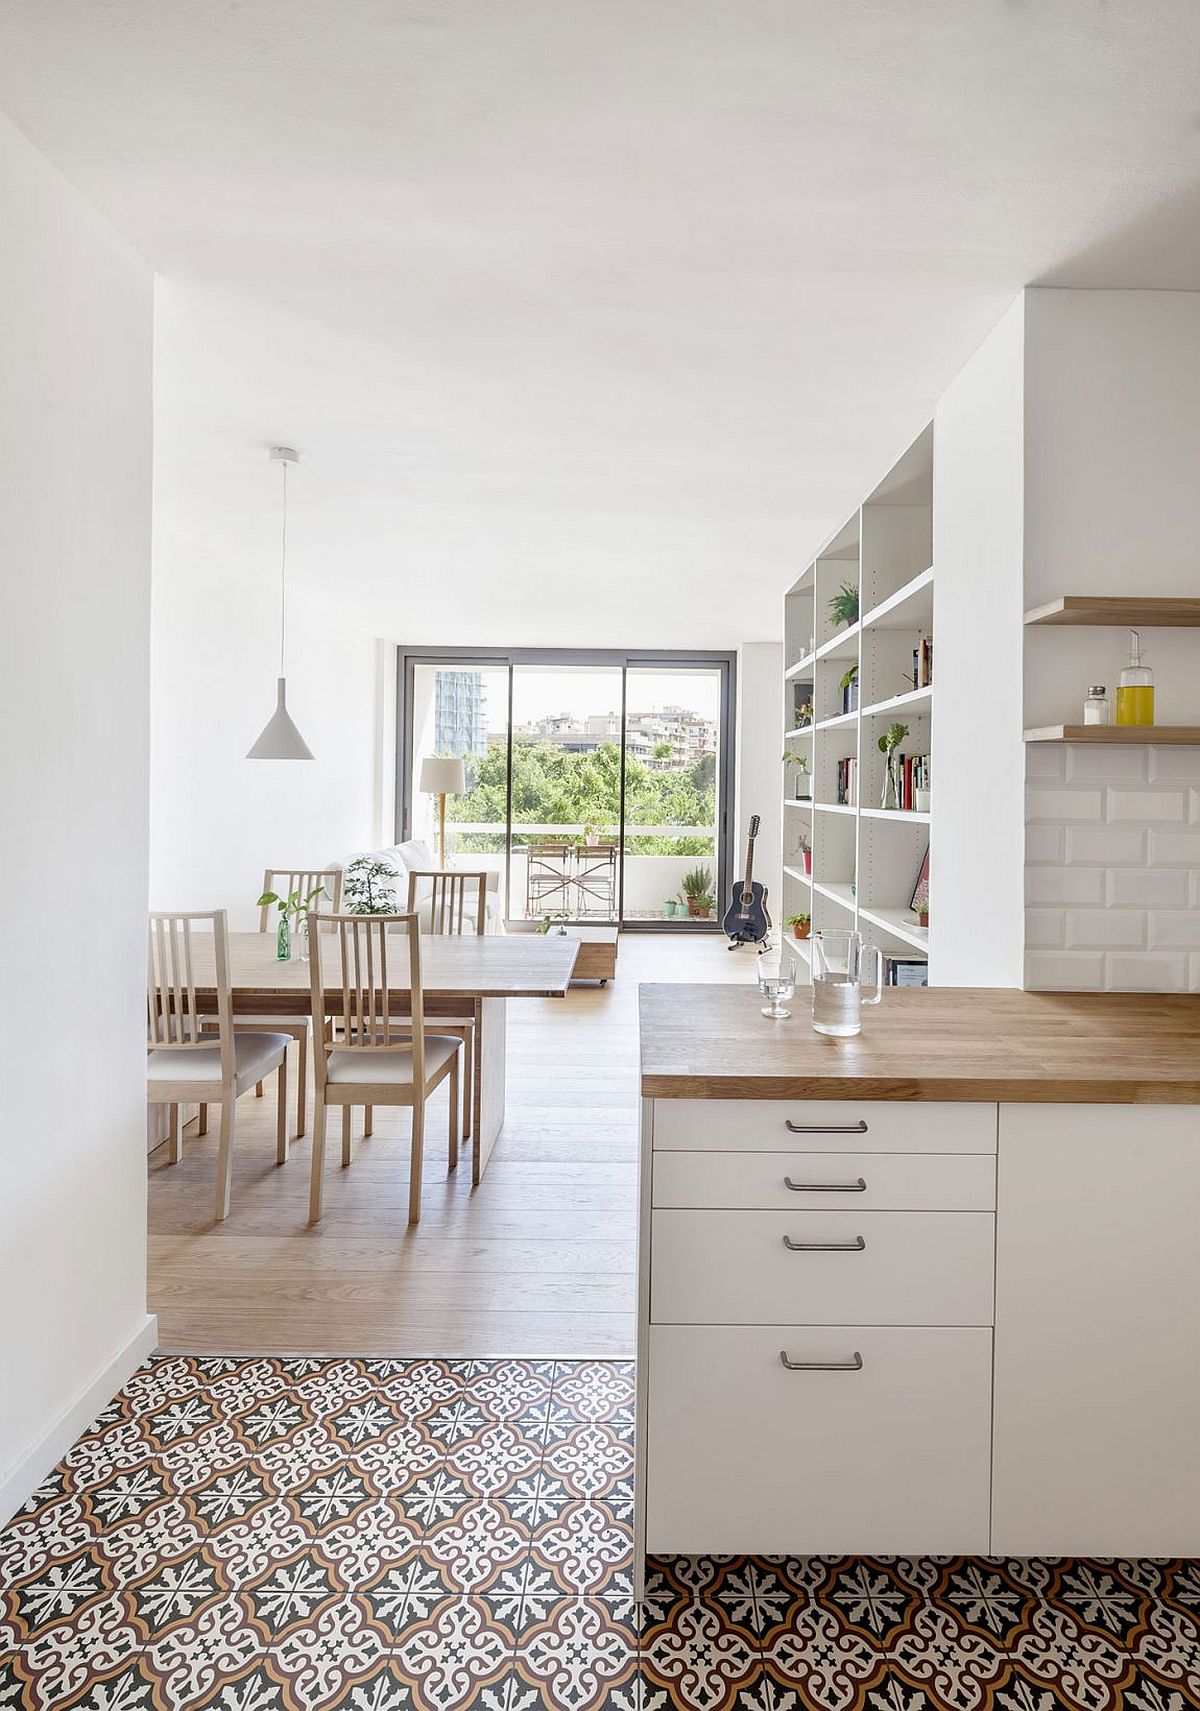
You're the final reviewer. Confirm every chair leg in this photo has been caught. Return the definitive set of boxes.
[448,1055,460,1173]
[198,1103,208,1137]
[342,1105,352,1168]
[296,1030,307,1140]
[215,1100,236,1222]
[364,1104,373,1138]
[408,1100,425,1225]
[309,1093,328,1224]
[276,1061,289,1165]
[168,1105,181,1165]
[462,1031,473,1140]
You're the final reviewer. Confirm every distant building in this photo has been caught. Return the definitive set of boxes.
[434,670,487,756]
[514,706,715,770]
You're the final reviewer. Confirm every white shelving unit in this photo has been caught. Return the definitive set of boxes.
[781,424,934,980]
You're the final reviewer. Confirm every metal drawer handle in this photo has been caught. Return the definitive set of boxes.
[782,1234,866,1252]
[785,1118,868,1134]
[780,1350,863,1372]
[784,1176,867,1193]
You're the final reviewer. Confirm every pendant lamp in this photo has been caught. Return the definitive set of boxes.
[247,445,314,760]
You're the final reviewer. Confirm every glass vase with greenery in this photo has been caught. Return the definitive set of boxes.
[877,722,909,811]
[257,883,327,961]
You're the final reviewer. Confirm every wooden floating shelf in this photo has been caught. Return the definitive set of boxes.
[1024,596,1200,628]
[1024,725,1200,745]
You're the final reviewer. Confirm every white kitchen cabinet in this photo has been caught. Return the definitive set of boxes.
[991,1102,1200,1556]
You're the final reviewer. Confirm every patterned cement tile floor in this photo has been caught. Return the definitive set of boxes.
[2,1358,1199,1711]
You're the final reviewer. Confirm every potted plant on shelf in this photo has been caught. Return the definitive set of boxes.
[257,881,327,961]
[840,664,859,715]
[781,750,811,799]
[681,864,715,918]
[828,580,859,630]
[794,834,812,876]
[877,721,909,810]
[785,912,811,941]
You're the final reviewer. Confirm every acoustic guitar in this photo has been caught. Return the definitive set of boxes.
[722,813,771,944]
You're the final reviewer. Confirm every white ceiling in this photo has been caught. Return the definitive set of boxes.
[3,0,1200,645]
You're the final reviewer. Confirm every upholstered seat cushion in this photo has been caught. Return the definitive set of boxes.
[325,1035,460,1084]
[148,1032,291,1086]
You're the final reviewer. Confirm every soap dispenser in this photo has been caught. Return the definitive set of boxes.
[1115,630,1154,727]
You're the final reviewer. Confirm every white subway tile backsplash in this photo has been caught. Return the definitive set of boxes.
[1193,870,1200,910]
[1149,830,1200,865]
[1149,748,1200,784]
[1066,745,1147,784]
[1191,788,1200,825]
[1025,825,1064,863]
[1106,867,1191,908]
[1191,953,1200,992]
[1106,953,1191,993]
[1025,746,1067,782]
[1106,788,1187,824]
[1027,788,1104,822]
[1065,910,1146,949]
[1025,951,1105,991]
[1026,908,1065,948]
[1026,866,1105,905]
[1065,826,1145,865]
[1148,911,1200,949]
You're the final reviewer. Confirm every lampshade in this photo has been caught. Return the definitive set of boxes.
[419,756,466,794]
[246,677,314,761]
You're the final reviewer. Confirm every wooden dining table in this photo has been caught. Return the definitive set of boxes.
[187,931,579,1183]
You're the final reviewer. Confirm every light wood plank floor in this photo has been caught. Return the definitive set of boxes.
[148,931,752,1357]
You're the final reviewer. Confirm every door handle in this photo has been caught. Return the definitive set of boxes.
[784,1176,867,1193]
[780,1350,863,1372]
[782,1234,866,1252]
[784,1119,868,1134]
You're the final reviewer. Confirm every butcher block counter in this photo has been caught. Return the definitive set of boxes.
[633,982,1200,1594]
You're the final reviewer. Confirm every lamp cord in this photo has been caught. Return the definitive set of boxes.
[279,458,288,678]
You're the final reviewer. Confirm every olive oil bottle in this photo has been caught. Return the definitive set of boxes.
[1115,629,1154,727]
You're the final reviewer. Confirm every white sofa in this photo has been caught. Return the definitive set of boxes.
[329,839,503,934]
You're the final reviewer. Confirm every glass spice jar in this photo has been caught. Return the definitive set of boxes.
[1083,685,1109,726]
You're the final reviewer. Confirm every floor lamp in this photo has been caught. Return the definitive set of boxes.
[420,756,466,868]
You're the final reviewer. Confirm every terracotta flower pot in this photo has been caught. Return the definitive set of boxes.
[792,923,811,940]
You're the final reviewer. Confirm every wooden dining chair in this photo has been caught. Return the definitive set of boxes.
[148,910,291,1222]
[405,869,487,1141]
[307,912,463,1227]
[223,866,344,1139]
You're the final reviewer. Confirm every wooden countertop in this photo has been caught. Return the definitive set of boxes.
[639,984,1200,1103]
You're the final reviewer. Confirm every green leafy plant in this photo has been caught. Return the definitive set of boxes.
[840,664,859,693]
[257,883,326,926]
[681,864,714,899]
[342,855,398,915]
[828,581,859,628]
[877,721,909,757]
[784,912,810,928]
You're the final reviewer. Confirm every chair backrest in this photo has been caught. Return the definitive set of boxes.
[259,867,343,932]
[406,869,487,936]
[148,909,233,1076]
[309,912,427,1082]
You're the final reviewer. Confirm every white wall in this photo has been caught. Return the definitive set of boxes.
[736,640,783,918]
[931,297,1028,986]
[1022,289,1200,992]
[0,112,156,1520]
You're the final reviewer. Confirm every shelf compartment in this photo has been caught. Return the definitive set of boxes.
[860,807,931,824]
[861,684,933,719]
[1024,725,1200,745]
[861,566,934,631]
[783,724,815,739]
[813,880,856,910]
[813,709,859,732]
[812,802,857,816]
[784,653,817,679]
[814,623,861,663]
[783,865,813,886]
[783,797,815,810]
[859,904,929,951]
[1023,596,1200,628]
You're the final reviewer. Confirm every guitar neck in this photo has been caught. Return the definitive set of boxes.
[742,835,756,894]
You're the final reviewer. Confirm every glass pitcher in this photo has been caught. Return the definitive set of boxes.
[810,929,884,1037]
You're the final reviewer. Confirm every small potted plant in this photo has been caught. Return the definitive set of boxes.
[794,698,814,728]
[840,663,859,715]
[785,912,811,941]
[343,855,398,916]
[681,864,715,918]
[781,750,811,800]
[664,898,679,919]
[795,835,812,876]
[916,903,929,929]
[878,721,909,810]
[258,882,327,961]
[828,580,859,630]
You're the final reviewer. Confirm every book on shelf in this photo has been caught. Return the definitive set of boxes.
[894,752,930,812]
[836,756,857,807]
[912,632,933,690]
[885,956,928,987]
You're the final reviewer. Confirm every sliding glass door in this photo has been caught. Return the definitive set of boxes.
[398,650,734,929]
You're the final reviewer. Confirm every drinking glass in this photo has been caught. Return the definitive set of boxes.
[810,929,883,1037]
[757,944,797,1019]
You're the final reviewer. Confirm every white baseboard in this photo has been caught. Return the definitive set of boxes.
[0,1314,158,1526]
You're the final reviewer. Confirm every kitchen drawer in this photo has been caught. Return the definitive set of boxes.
[645,1323,992,1555]
[651,1208,994,1326]
[653,1150,995,1212]
[651,1099,996,1154]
